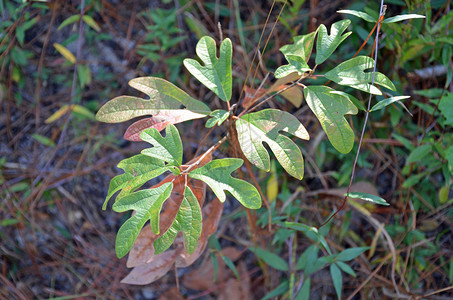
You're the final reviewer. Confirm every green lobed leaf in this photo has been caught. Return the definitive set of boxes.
[236,109,309,179]
[188,158,261,209]
[336,247,369,261]
[206,109,229,128]
[345,192,389,206]
[96,77,210,123]
[304,86,358,154]
[103,155,169,209]
[315,19,352,65]
[383,14,425,23]
[250,247,289,271]
[112,182,173,258]
[337,9,377,23]
[370,96,410,111]
[280,32,317,63]
[154,186,202,254]
[183,36,232,101]
[275,55,311,78]
[330,263,343,300]
[330,91,366,111]
[324,56,396,95]
[140,124,183,167]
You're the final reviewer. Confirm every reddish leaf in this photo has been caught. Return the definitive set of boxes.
[124,117,169,141]
[242,86,267,109]
[126,154,211,268]
[121,249,179,285]
[241,73,303,109]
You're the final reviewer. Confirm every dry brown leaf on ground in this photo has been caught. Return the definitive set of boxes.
[157,287,185,300]
[218,261,251,300]
[121,249,180,285]
[182,247,242,291]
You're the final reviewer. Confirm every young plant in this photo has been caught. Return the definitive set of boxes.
[96,11,413,284]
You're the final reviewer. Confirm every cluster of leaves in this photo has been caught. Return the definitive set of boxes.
[95,11,421,288]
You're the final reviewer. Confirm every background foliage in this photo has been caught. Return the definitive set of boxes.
[0,0,452,299]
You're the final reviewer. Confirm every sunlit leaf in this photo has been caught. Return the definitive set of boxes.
[82,15,101,32]
[96,77,210,123]
[206,109,229,128]
[304,86,357,154]
[112,182,173,258]
[189,158,261,209]
[337,9,376,22]
[280,31,316,63]
[383,14,425,23]
[31,134,55,147]
[345,192,389,206]
[140,124,183,167]
[316,19,351,65]
[330,263,343,299]
[124,117,169,141]
[45,105,71,124]
[370,96,410,111]
[324,56,396,95]
[236,109,309,179]
[183,36,232,101]
[275,55,311,78]
[53,43,76,64]
[330,91,366,111]
[57,15,80,31]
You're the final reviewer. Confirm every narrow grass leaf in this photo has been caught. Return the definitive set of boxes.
[383,14,425,23]
[295,278,311,300]
[337,10,377,22]
[336,261,356,277]
[370,96,410,111]
[330,263,343,299]
[53,43,76,64]
[345,192,389,206]
[336,247,369,261]
[250,247,289,271]
[407,144,432,164]
[262,280,289,300]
